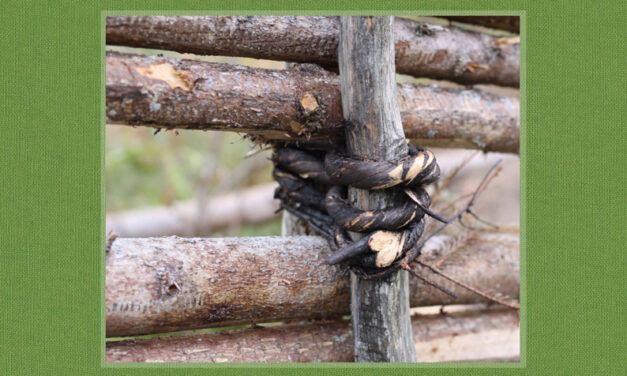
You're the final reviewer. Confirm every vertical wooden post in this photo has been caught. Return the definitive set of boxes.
[281,212,310,236]
[338,16,417,362]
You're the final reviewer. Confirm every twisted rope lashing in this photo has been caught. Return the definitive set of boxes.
[272,143,441,279]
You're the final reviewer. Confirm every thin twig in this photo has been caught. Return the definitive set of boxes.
[466,209,500,229]
[244,144,272,159]
[401,264,458,298]
[414,261,520,310]
[407,161,503,256]
[404,188,451,223]
[434,191,474,215]
[431,151,479,203]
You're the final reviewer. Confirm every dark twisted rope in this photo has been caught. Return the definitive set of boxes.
[272,143,442,279]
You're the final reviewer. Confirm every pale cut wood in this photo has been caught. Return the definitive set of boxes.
[105,16,519,87]
[105,52,520,153]
[106,307,520,363]
[338,16,415,362]
[105,230,520,337]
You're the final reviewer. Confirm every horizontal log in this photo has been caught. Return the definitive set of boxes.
[106,52,520,153]
[106,230,519,337]
[442,16,520,33]
[106,16,519,87]
[106,183,279,237]
[106,307,519,362]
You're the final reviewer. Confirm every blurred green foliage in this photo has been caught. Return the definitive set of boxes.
[106,126,281,236]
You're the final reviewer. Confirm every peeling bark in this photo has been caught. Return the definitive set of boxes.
[106,307,519,363]
[106,230,519,338]
[442,16,520,33]
[106,16,519,87]
[106,52,520,153]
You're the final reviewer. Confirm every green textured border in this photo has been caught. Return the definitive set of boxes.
[1,1,624,375]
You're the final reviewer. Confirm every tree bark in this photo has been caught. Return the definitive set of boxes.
[106,16,519,87]
[106,52,520,153]
[105,230,520,337]
[106,307,520,363]
[442,16,520,33]
[338,16,415,362]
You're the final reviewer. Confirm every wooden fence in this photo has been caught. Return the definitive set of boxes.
[105,15,520,363]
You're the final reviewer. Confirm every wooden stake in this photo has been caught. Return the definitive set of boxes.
[338,16,416,362]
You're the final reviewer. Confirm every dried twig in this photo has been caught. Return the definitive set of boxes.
[431,151,479,204]
[413,261,520,310]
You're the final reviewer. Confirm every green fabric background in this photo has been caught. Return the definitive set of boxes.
[1,1,624,374]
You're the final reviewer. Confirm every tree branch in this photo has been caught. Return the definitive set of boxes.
[106,52,520,153]
[105,231,519,338]
[106,307,520,363]
[106,16,519,87]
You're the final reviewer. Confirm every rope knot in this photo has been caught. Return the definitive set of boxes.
[272,142,440,279]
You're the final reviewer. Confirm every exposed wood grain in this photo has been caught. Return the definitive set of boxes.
[106,307,520,363]
[106,16,519,87]
[338,16,415,362]
[106,52,520,153]
[105,231,519,337]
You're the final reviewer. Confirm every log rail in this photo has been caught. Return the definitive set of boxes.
[106,230,519,337]
[107,307,520,363]
[106,16,520,87]
[106,52,520,153]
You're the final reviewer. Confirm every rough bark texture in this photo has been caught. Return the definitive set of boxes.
[106,307,519,363]
[105,230,519,337]
[106,16,519,87]
[443,16,520,33]
[106,236,344,338]
[106,183,279,237]
[106,52,520,153]
[338,16,415,362]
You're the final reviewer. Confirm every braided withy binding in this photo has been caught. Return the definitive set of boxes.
[324,145,440,189]
[272,142,441,279]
